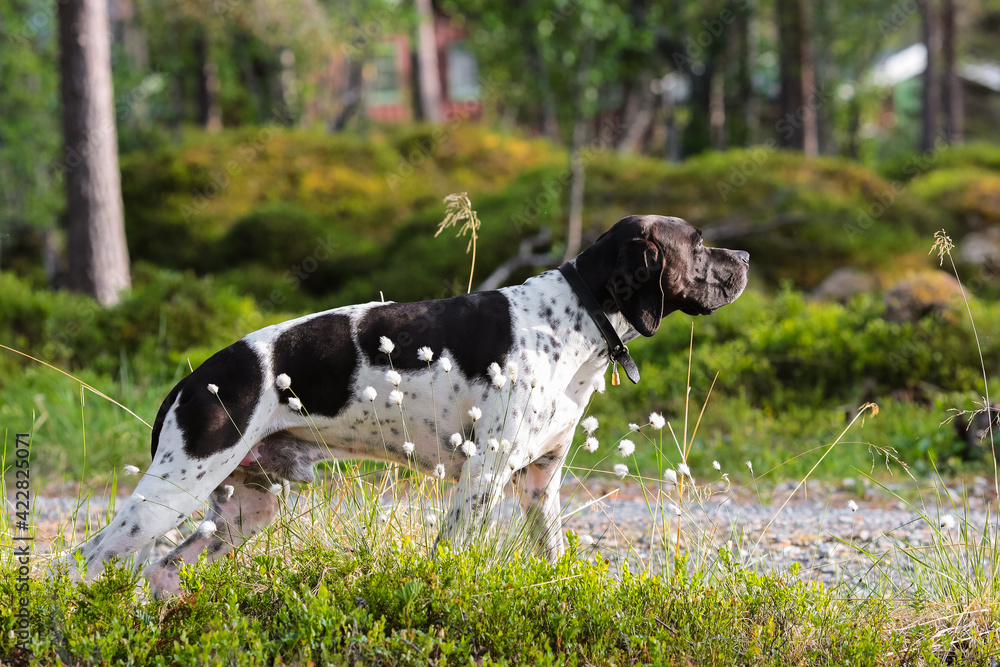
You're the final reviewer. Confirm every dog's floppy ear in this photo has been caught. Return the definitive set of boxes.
[607,239,665,337]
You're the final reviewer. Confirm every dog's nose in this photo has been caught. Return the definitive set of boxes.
[734,250,750,265]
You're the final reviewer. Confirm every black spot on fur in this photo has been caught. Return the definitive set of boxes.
[130,524,141,536]
[272,314,359,419]
[356,292,514,383]
[154,340,266,461]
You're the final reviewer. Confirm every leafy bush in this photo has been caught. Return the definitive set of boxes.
[907,168,1000,233]
[2,544,968,665]
[878,142,1000,182]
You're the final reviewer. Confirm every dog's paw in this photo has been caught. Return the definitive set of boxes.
[143,558,182,599]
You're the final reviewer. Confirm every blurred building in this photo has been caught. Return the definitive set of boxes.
[316,7,483,127]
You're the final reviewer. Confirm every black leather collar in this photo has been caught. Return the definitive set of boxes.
[557,262,640,384]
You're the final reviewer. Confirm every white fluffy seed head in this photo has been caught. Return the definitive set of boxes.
[468,406,482,421]
[269,483,282,494]
[378,336,395,355]
[403,441,415,456]
[940,514,957,529]
[433,464,446,479]
[584,437,599,453]
[488,363,506,389]
[134,494,146,503]
[363,386,378,402]
[440,357,453,373]
[386,370,402,387]
[579,534,595,547]
[848,499,859,512]
[275,373,291,390]
[501,439,512,453]
[530,377,538,388]
[450,433,463,447]
[649,412,666,430]
[123,465,140,476]
[506,361,518,383]
[746,460,754,474]
[628,423,641,432]
[196,520,217,536]
[389,390,404,406]
[678,462,691,478]
[614,463,629,479]
[488,438,500,452]
[288,397,303,411]
[593,376,606,394]
[461,440,477,457]
[426,512,438,527]
[663,469,678,485]
[417,346,434,362]
[377,512,388,524]
[207,383,219,395]
[618,439,635,457]
[581,416,599,435]
[669,502,682,517]
[224,484,235,500]
[712,460,722,471]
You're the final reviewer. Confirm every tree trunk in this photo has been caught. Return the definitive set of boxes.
[415,0,443,122]
[58,0,131,307]
[726,7,754,147]
[941,0,963,144]
[683,60,715,157]
[617,75,656,153]
[195,30,223,132]
[920,0,941,152]
[531,39,561,142]
[562,42,594,263]
[330,57,364,132]
[776,0,817,155]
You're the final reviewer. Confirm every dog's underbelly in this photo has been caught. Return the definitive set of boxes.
[243,391,477,481]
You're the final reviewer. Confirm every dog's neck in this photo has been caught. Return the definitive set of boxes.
[516,270,637,362]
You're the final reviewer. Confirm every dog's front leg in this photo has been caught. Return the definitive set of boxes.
[518,452,567,561]
[435,452,511,554]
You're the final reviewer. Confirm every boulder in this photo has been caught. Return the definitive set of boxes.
[813,268,878,303]
[883,270,964,322]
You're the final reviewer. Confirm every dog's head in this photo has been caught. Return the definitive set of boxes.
[576,215,749,337]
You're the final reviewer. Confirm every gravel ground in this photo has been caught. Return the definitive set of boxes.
[11,476,998,592]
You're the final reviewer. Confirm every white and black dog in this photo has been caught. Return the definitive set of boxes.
[70,214,749,596]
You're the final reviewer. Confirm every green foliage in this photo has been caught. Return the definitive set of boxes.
[584,148,937,287]
[0,0,61,233]
[907,168,1000,233]
[2,543,976,665]
[878,142,1000,183]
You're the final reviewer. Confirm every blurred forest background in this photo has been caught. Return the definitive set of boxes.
[2,0,1000,483]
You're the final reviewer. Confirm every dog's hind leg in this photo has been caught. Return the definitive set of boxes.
[69,458,233,582]
[143,469,280,598]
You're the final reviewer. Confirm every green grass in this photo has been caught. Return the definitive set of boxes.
[4,541,986,666]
